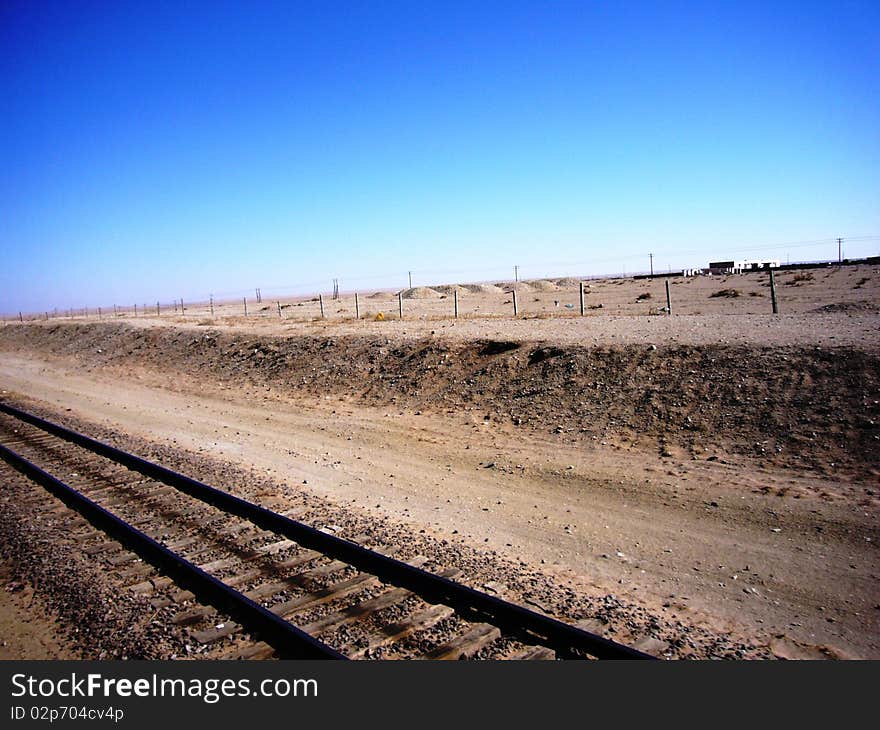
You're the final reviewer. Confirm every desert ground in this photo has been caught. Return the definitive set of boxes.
[1,265,878,659]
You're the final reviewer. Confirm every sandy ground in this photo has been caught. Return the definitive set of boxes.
[1,265,878,659]
[0,351,876,658]
[26,311,880,349]
[0,563,81,659]
[12,265,880,337]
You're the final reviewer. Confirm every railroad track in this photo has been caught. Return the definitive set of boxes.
[0,402,654,660]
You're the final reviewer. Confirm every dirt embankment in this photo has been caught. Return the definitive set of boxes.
[2,322,878,478]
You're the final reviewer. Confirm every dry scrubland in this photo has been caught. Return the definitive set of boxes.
[1,265,878,659]
[15,264,880,325]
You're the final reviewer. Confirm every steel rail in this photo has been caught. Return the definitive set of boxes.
[0,401,655,659]
[0,443,345,660]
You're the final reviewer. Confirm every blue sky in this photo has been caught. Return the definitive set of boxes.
[1,1,878,312]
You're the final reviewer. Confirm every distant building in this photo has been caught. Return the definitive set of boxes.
[707,259,780,274]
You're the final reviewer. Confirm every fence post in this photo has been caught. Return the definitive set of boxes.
[19,312,23,322]
[398,291,403,320]
[769,270,778,314]
[180,298,185,316]
[512,290,518,316]
[156,301,160,316]
[454,289,459,319]
[277,301,282,318]
[319,294,325,319]
[665,279,671,314]
[134,304,137,317]
[210,296,214,317]
[243,297,248,317]
[579,282,585,316]
[354,292,359,320]
[98,307,102,320]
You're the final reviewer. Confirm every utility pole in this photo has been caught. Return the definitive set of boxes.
[408,271,412,289]
[514,265,519,282]
[838,237,843,264]
[649,253,654,277]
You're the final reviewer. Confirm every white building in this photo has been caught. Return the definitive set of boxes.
[707,259,780,273]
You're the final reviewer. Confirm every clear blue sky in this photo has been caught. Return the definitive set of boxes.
[2,0,878,312]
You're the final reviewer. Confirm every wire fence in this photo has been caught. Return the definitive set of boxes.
[5,234,880,323]
[4,255,877,325]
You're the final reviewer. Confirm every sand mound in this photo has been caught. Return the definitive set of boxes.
[510,282,534,292]
[367,291,389,299]
[527,279,559,292]
[462,284,503,294]
[434,284,469,295]
[553,277,582,287]
[401,287,440,299]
